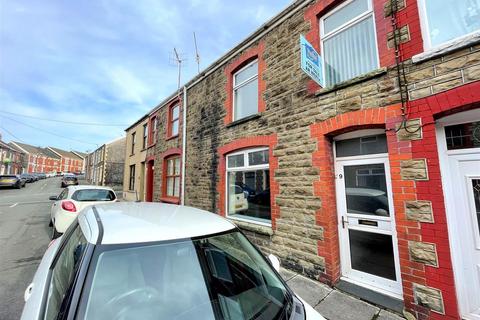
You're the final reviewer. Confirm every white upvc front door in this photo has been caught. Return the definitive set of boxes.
[334,131,402,299]
[437,109,480,320]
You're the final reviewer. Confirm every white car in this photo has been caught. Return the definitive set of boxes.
[49,185,117,239]
[22,203,325,320]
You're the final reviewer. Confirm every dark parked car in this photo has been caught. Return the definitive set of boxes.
[20,173,35,183]
[36,173,47,179]
[0,175,26,189]
[61,174,78,188]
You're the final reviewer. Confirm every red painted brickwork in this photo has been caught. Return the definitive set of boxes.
[405,81,480,319]
[310,81,480,319]
[216,135,279,228]
[224,42,266,125]
[304,0,425,86]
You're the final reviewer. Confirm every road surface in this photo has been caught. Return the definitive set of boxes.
[0,177,63,319]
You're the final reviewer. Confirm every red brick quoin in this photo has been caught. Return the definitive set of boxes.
[216,135,279,229]
[224,41,266,125]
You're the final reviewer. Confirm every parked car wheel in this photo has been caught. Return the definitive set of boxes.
[61,183,66,188]
[15,182,22,189]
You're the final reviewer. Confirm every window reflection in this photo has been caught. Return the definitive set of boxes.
[344,164,389,216]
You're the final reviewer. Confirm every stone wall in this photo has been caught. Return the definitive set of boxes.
[152,96,183,202]
[158,0,480,318]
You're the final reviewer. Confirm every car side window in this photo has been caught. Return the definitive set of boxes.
[58,189,67,200]
[44,224,88,320]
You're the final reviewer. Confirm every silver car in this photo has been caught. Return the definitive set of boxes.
[22,202,325,320]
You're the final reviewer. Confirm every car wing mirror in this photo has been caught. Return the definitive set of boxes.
[268,254,280,272]
[49,196,58,201]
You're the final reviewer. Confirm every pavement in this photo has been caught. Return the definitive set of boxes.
[280,268,406,320]
[0,177,64,319]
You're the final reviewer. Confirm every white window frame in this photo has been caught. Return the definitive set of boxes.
[225,147,271,226]
[232,59,259,122]
[319,0,380,87]
[418,0,480,52]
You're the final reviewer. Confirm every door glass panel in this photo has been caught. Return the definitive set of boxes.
[344,164,390,216]
[445,121,480,150]
[472,179,480,235]
[336,134,387,157]
[349,229,396,280]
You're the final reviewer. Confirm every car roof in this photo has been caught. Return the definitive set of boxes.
[79,202,236,245]
[67,185,114,191]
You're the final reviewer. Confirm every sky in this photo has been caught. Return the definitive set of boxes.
[0,0,291,153]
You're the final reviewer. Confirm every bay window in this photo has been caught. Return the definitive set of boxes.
[233,60,258,121]
[320,0,379,86]
[226,148,271,224]
[164,156,181,199]
[419,0,480,50]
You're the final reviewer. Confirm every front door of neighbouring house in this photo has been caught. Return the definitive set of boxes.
[334,130,402,298]
[437,111,480,320]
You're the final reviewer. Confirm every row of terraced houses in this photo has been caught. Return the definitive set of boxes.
[122,0,480,319]
[4,141,86,174]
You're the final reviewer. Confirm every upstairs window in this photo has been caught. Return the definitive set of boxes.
[142,124,148,149]
[233,60,258,121]
[169,105,180,137]
[131,132,136,155]
[419,0,480,49]
[320,0,379,86]
[149,116,157,145]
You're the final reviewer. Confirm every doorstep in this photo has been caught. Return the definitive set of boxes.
[280,268,406,320]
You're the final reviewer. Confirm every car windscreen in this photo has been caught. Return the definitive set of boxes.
[78,231,292,320]
[64,176,76,180]
[71,189,116,202]
[0,175,17,179]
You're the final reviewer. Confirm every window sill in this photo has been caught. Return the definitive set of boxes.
[160,196,180,204]
[412,32,480,64]
[315,68,388,97]
[227,217,273,236]
[166,134,179,141]
[226,113,261,128]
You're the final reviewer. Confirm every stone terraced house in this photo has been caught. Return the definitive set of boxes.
[125,0,480,318]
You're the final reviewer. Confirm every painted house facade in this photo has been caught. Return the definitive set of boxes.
[123,116,149,201]
[10,142,60,174]
[126,0,480,318]
[47,147,85,174]
[0,139,25,174]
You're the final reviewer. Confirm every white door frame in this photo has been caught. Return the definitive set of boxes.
[334,141,403,299]
[436,109,480,319]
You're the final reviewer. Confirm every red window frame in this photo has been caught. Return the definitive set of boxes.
[167,103,180,139]
[148,116,157,146]
[161,153,181,204]
[224,42,265,125]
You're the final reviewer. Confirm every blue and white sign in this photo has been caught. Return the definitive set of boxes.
[300,35,324,87]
